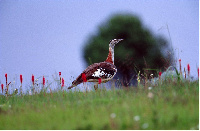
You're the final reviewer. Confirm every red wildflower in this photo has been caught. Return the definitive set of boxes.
[59,72,61,77]
[159,72,162,80]
[32,74,34,85]
[20,74,23,84]
[159,72,162,76]
[198,67,199,78]
[187,64,190,76]
[59,72,61,84]
[179,59,182,75]
[5,73,7,85]
[61,77,64,87]
[98,78,102,84]
[81,73,87,82]
[1,84,3,93]
[43,76,45,86]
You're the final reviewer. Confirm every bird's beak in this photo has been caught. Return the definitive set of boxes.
[117,39,123,43]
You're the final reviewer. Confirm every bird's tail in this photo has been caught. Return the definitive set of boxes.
[68,84,75,89]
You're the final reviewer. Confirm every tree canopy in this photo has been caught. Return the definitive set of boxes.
[83,14,174,86]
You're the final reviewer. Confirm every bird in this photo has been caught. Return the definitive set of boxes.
[68,39,123,90]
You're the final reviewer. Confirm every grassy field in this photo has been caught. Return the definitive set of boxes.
[0,81,199,130]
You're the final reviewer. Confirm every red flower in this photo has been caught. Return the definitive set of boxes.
[198,67,199,78]
[61,77,64,87]
[179,59,181,68]
[159,72,162,80]
[32,74,34,85]
[1,84,3,93]
[59,72,62,84]
[98,78,102,84]
[81,73,87,82]
[5,73,7,85]
[187,64,190,75]
[20,74,23,84]
[43,76,45,86]
[179,59,182,75]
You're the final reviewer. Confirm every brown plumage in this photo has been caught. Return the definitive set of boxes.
[68,39,123,90]
[105,48,113,64]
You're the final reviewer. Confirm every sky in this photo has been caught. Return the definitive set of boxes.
[0,0,199,91]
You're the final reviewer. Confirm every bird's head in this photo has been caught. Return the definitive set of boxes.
[109,39,123,48]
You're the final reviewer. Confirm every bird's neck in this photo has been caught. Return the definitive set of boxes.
[105,46,114,64]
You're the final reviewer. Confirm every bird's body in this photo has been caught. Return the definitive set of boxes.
[68,39,123,90]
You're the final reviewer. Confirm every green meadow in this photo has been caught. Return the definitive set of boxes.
[0,80,199,130]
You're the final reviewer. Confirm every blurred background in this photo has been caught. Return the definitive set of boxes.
[0,0,199,91]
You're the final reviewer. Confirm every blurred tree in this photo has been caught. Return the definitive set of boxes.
[83,14,174,86]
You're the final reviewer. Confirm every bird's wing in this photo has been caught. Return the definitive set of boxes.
[86,62,117,80]
[71,62,117,86]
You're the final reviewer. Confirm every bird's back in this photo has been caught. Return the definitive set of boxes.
[71,62,117,87]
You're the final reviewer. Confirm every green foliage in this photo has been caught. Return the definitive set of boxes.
[0,81,199,130]
[174,66,181,81]
[83,14,174,85]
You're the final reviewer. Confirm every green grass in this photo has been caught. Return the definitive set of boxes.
[0,81,199,130]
